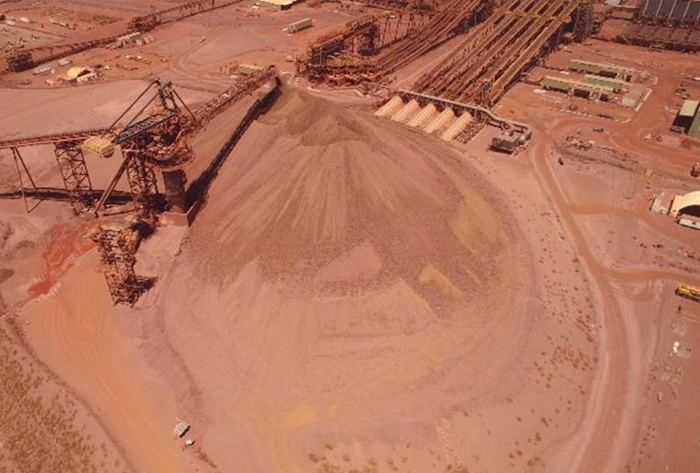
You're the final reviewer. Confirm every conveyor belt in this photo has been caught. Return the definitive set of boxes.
[0,128,109,150]
[412,0,584,106]
[457,0,572,103]
[445,0,551,98]
[377,0,484,74]
[483,0,580,105]
[415,0,526,94]
[2,0,245,73]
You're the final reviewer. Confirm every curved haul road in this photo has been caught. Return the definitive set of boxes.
[528,111,700,472]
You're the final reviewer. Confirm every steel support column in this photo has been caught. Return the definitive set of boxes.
[124,149,159,224]
[94,227,145,305]
[54,141,93,213]
[11,147,41,212]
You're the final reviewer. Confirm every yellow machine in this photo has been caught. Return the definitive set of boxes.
[82,133,116,158]
[676,285,700,303]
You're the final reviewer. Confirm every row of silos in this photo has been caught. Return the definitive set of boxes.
[374,95,473,142]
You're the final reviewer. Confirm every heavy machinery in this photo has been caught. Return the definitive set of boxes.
[0,79,197,219]
[83,78,198,223]
[91,224,150,305]
[1,68,278,305]
[677,285,700,303]
[85,67,278,222]
[1,67,276,217]
[88,69,278,305]
[2,0,244,73]
[298,0,485,86]
[4,36,123,73]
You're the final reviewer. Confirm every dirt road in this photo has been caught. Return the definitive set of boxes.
[21,253,194,473]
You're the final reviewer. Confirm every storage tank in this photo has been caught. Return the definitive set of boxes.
[423,107,455,134]
[391,99,420,123]
[441,111,473,141]
[374,96,404,118]
[407,103,437,128]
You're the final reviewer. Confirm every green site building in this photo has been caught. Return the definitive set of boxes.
[569,59,636,82]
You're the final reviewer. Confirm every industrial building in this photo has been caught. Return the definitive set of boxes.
[689,112,700,138]
[491,133,523,154]
[258,0,297,10]
[52,66,99,85]
[670,191,700,218]
[302,0,594,106]
[637,0,700,21]
[543,75,614,101]
[620,0,700,52]
[672,100,700,138]
[582,74,627,93]
[569,59,636,82]
[113,32,145,48]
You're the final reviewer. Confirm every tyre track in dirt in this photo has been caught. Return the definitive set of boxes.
[21,253,193,473]
[529,133,643,473]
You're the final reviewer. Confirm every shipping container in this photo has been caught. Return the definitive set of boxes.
[569,59,636,82]
[33,65,52,75]
[237,63,265,75]
[582,74,626,93]
[285,17,313,34]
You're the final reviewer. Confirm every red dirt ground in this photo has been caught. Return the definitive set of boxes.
[0,4,699,473]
